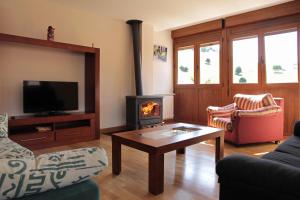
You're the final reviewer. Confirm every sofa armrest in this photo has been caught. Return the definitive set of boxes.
[294,121,300,137]
[207,103,236,115]
[207,104,235,126]
[216,154,300,198]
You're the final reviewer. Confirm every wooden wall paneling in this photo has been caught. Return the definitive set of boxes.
[298,24,300,87]
[171,20,223,39]
[197,88,222,125]
[196,32,224,125]
[265,87,299,135]
[174,88,198,123]
[173,44,176,90]
[227,15,300,40]
[258,31,265,86]
[225,1,300,28]
[174,30,222,47]
[221,29,231,105]
[194,45,199,84]
[174,30,224,126]
[173,2,300,136]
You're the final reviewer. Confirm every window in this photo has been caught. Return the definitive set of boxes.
[199,43,220,84]
[265,31,298,83]
[177,47,194,84]
[232,37,259,84]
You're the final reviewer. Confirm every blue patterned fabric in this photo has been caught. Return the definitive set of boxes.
[0,114,8,138]
[0,141,108,200]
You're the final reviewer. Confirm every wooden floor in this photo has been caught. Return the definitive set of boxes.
[34,134,280,200]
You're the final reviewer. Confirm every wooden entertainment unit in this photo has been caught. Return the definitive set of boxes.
[0,33,100,149]
[9,113,95,149]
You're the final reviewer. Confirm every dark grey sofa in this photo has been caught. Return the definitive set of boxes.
[16,180,99,200]
[216,121,300,200]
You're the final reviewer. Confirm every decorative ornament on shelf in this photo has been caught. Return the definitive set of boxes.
[47,26,55,41]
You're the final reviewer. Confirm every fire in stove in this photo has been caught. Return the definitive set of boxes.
[141,101,160,117]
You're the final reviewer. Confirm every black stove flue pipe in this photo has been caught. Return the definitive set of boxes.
[127,19,143,96]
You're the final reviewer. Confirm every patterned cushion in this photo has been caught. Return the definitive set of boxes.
[233,105,281,117]
[211,117,232,131]
[233,93,277,110]
[0,146,108,199]
[261,93,277,107]
[0,113,8,138]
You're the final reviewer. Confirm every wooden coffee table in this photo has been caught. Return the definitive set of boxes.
[112,123,224,195]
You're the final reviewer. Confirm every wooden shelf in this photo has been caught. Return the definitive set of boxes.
[9,112,95,126]
[1,32,100,146]
[0,33,98,53]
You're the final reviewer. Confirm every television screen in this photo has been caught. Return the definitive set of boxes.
[23,81,78,113]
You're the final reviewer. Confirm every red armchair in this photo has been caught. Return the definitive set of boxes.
[207,93,284,145]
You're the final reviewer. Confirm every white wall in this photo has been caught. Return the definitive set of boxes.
[142,23,154,95]
[0,0,173,128]
[0,43,85,115]
[153,30,174,119]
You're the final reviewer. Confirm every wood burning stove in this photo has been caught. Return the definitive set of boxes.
[126,96,163,130]
[126,20,163,129]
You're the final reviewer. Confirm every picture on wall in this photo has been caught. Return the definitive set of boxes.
[154,45,167,62]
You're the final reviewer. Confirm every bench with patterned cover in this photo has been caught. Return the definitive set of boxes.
[0,113,108,200]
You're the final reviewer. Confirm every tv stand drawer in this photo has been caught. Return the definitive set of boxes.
[10,132,55,149]
[56,127,93,143]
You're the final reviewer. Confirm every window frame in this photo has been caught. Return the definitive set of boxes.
[263,28,299,86]
[174,31,223,89]
[229,23,300,89]
[175,45,196,87]
[229,34,262,89]
[198,41,222,86]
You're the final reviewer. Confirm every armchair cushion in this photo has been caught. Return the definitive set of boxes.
[233,105,281,117]
[0,113,8,138]
[233,93,277,110]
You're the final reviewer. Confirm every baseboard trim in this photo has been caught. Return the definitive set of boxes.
[164,118,175,124]
[100,125,128,135]
[100,118,174,135]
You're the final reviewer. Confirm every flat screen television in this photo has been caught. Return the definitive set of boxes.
[23,80,78,114]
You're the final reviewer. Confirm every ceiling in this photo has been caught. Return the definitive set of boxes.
[53,0,292,31]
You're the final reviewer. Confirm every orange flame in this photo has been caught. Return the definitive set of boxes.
[141,102,159,116]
